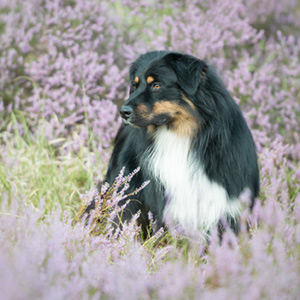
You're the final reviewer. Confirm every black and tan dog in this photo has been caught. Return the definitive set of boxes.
[91,51,259,237]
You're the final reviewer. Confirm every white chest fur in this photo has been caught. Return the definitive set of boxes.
[144,127,241,235]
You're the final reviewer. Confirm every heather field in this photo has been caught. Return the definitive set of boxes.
[1,0,300,299]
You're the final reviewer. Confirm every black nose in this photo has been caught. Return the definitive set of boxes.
[120,105,133,120]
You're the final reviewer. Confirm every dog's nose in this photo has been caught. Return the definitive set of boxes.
[120,105,133,120]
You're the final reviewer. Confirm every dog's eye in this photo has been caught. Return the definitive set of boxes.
[152,83,161,90]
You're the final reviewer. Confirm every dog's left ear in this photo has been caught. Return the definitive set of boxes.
[164,53,207,95]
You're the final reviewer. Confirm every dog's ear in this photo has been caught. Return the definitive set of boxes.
[164,53,207,95]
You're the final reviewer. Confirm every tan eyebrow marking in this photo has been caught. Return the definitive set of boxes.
[135,76,139,84]
[147,76,155,84]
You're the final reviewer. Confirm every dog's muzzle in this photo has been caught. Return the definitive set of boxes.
[120,105,133,121]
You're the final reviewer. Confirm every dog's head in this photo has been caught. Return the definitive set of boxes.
[120,51,209,136]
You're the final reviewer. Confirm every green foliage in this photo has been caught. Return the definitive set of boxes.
[0,114,101,216]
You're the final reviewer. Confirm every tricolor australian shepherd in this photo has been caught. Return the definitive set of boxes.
[95,51,259,238]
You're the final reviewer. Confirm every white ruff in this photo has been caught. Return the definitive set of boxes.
[144,126,241,234]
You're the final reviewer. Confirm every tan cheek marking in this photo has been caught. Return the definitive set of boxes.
[136,104,153,120]
[147,125,156,136]
[153,101,179,115]
[171,112,199,137]
[147,76,155,84]
[181,93,196,111]
[153,101,198,137]
[136,105,156,136]
[135,76,139,84]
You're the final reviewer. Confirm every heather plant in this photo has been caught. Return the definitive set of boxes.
[0,0,123,161]
[1,172,300,299]
[245,0,300,33]
[1,0,300,299]
[1,0,300,156]
[76,167,149,239]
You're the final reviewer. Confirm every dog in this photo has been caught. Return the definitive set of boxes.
[91,51,259,238]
